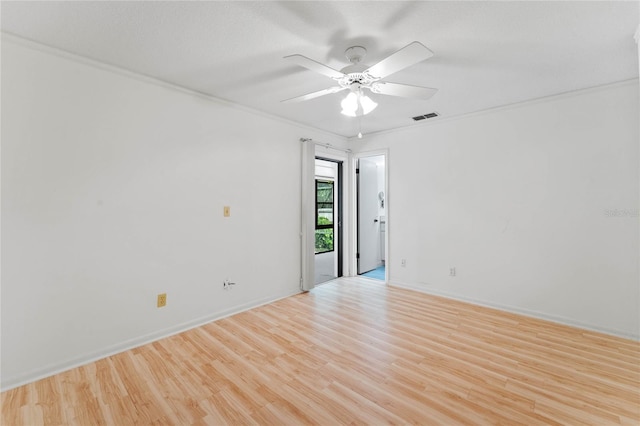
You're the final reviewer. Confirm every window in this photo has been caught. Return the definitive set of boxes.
[315,179,334,253]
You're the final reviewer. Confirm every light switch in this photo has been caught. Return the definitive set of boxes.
[224,206,230,217]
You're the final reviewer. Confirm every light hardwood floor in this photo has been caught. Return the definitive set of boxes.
[2,277,639,425]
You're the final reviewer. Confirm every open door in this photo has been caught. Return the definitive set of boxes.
[357,155,385,275]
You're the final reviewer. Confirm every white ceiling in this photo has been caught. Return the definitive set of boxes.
[2,1,638,138]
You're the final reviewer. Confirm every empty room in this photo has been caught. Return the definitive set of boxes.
[1,1,639,425]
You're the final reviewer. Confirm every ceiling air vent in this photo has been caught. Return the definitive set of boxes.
[412,112,439,121]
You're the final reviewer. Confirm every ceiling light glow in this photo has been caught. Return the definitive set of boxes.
[340,90,377,117]
[341,92,358,116]
[360,95,377,115]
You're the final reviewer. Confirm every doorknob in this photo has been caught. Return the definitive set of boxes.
[374,219,379,223]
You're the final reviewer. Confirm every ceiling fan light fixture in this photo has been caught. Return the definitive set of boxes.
[360,95,378,115]
[340,92,358,116]
[340,91,377,117]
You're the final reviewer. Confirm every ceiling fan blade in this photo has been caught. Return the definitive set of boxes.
[284,54,345,80]
[281,86,347,103]
[370,82,438,100]
[365,41,434,79]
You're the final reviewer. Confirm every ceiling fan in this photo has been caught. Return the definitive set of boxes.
[282,41,438,117]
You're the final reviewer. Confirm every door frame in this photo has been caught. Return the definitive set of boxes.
[313,146,351,281]
[352,149,389,282]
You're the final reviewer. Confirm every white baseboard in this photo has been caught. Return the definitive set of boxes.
[1,288,302,391]
[388,280,640,341]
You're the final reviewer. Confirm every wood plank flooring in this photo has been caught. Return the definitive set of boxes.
[2,277,639,425]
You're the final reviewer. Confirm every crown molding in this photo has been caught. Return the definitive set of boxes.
[348,78,639,143]
[1,32,348,144]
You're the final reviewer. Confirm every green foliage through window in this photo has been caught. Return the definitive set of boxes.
[316,180,334,253]
[315,218,334,253]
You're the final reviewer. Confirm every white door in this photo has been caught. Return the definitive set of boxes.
[358,156,381,274]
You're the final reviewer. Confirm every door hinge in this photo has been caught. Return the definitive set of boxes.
[356,253,360,259]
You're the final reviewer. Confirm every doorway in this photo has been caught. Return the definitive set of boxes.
[314,157,343,285]
[357,154,386,281]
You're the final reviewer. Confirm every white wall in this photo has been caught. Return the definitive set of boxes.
[354,80,640,339]
[0,38,347,389]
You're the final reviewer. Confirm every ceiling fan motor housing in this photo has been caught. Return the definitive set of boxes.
[339,46,378,91]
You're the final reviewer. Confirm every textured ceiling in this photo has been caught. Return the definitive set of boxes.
[1,1,638,138]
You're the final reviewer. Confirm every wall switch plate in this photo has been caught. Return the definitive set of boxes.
[223,206,230,217]
[157,293,167,307]
[401,259,406,267]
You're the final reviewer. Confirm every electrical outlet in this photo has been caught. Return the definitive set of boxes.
[401,259,406,267]
[450,267,456,277]
[157,293,167,307]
